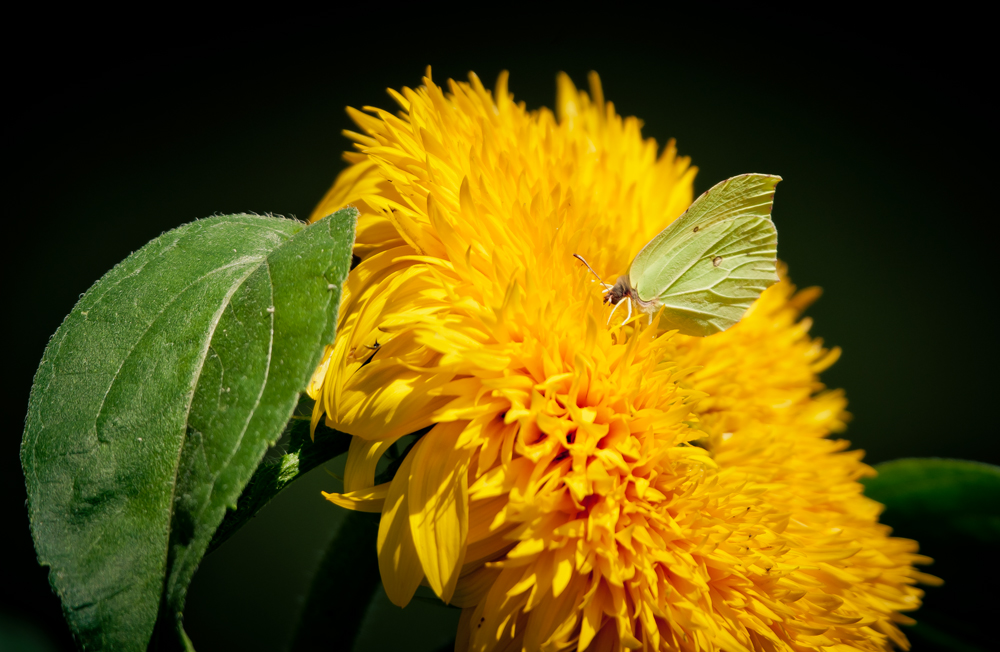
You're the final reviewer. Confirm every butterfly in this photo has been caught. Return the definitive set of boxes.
[576,173,781,336]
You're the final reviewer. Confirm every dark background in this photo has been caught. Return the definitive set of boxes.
[4,8,994,651]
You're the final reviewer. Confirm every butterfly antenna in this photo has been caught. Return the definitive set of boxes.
[573,254,612,289]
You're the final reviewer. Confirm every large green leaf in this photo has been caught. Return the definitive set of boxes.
[862,458,999,652]
[21,209,357,651]
[862,458,1000,543]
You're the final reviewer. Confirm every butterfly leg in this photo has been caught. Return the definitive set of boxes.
[607,298,625,325]
[625,298,633,324]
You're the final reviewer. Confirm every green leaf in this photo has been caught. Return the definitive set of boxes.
[207,402,351,554]
[288,508,461,652]
[289,510,382,652]
[862,458,1000,543]
[211,418,427,556]
[21,209,357,651]
[863,458,999,651]
[348,585,461,652]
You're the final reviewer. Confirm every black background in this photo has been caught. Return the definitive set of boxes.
[4,7,995,651]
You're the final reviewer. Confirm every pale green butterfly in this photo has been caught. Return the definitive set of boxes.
[575,173,781,336]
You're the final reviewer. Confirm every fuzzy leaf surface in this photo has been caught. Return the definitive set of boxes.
[21,209,357,650]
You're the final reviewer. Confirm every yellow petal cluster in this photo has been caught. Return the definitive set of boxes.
[307,69,934,651]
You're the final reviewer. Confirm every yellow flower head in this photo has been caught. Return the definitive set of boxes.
[308,69,934,651]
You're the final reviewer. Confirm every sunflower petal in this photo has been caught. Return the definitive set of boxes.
[376,442,424,606]
[408,422,471,604]
[321,484,389,513]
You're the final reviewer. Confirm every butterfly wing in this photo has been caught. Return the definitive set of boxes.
[628,173,781,336]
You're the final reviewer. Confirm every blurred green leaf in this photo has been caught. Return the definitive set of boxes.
[22,209,357,651]
[347,585,460,652]
[289,507,461,652]
[289,510,382,652]
[862,458,1000,543]
[863,458,999,652]
[0,613,60,652]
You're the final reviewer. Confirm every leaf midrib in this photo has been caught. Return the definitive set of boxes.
[161,254,278,599]
[165,256,279,601]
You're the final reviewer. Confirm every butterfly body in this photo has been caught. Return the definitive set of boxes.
[604,276,657,314]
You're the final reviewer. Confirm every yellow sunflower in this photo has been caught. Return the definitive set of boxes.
[306,68,936,652]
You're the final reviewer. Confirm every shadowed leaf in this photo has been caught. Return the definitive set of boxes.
[863,458,1000,543]
[289,510,382,652]
[863,458,999,652]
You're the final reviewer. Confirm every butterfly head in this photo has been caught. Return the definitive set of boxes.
[604,277,632,306]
